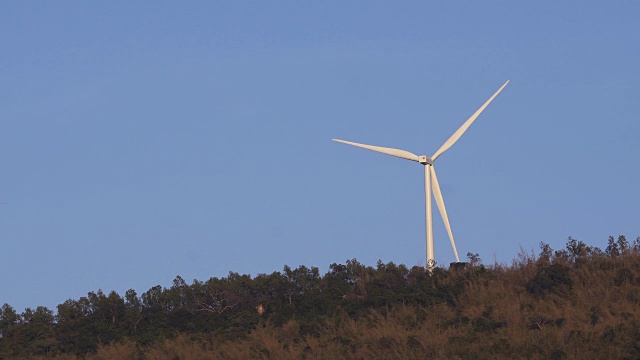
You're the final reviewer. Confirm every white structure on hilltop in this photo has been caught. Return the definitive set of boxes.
[333,80,509,268]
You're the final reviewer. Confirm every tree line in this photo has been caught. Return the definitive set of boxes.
[1,235,640,359]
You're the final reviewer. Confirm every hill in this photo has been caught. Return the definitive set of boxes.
[1,235,640,359]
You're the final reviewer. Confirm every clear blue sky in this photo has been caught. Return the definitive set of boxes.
[1,2,638,312]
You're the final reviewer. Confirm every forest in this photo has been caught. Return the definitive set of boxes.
[2,235,640,359]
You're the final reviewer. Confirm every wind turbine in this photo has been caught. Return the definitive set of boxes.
[333,80,509,269]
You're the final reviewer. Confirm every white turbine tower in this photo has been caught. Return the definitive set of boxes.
[333,80,509,269]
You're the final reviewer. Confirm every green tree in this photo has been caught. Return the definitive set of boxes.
[606,235,620,257]
[617,235,629,255]
[20,306,57,356]
[0,303,19,336]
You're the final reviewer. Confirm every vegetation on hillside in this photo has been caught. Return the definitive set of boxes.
[2,235,640,359]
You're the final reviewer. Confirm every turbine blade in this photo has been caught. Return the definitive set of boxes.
[332,139,420,162]
[431,80,509,161]
[429,166,460,262]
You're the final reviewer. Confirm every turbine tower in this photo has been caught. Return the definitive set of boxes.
[333,80,509,269]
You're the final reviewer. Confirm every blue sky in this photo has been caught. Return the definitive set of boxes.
[1,2,639,312]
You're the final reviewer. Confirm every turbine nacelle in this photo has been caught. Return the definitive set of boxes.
[418,156,433,165]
